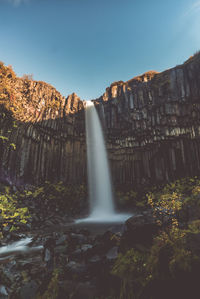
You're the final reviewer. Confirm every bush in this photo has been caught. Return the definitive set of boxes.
[111,176,200,299]
[0,187,29,232]
[24,181,87,215]
[112,249,148,299]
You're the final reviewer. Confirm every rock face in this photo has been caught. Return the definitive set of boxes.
[95,55,200,188]
[0,75,86,185]
[1,53,200,187]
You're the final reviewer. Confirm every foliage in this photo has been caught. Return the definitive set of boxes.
[37,269,60,299]
[22,73,34,80]
[112,176,200,299]
[116,189,147,209]
[116,177,200,213]
[147,190,182,227]
[117,190,137,205]
[188,219,200,234]
[0,187,29,231]
[0,61,16,104]
[145,177,200,281]
[112,249,148,299]
[22,181,87,215]
[0,97,17,151]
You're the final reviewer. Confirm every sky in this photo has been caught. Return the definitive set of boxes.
[0,0,200,100]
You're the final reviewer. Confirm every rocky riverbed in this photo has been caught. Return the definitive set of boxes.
[2,177,200,299]
[0,212,140,299]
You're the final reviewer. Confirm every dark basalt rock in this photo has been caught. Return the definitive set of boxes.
[0,285,9,299]
[1,53,200,188]
[105,246,118,260]
[120,212,159,252]
[59,280,98,299]
[19,281,38,299]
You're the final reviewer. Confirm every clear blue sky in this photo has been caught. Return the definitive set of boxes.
[0,0,199,100]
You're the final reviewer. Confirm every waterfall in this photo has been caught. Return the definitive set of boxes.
[76,100,131,223]
[85,100,115,218]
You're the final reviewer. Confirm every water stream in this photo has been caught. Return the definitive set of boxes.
[76,101,131,223]
[0,237,42,259]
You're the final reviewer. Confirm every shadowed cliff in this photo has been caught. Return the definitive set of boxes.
[0,68,86,185]
[0,53,200,187]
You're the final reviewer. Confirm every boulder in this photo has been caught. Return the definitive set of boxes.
[66,261,88,277]
[106,246,118,260]
[59,281,98,299]
[0,285,8,298]
[19,281,38,299]
[120,211,158,252]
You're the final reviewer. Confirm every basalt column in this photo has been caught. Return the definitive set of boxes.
[94,54,200,188]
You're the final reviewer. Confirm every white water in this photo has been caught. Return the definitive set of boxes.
[76,101,131,223]
[0,237,42,259]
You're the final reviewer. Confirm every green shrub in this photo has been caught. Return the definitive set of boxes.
[0,187,29,231]
[37,269,60,299]
[112,249,148,299]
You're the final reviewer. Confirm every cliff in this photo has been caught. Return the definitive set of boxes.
[95,52,200,188]
[0,64,85,184]
[0,53,200,187]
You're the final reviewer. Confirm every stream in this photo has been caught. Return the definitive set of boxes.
[0,215,133,298]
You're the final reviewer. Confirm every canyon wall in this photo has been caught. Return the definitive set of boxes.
[95,54,200,188]
[0,54,200,187]
[0,74,86,185]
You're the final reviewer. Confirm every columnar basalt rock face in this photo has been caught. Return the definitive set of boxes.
[0,76,86,185]
[1,54,200,187]
[94,54,200,188]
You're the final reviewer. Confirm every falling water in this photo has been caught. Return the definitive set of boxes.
[76,101,131,223]
[86,100,115,219]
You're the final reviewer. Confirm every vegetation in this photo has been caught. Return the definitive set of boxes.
[1,177,200,298]
[0,62,18,151]
[0,185,30,235]
[0,181,87,239]
[28,181,87,215]
[0,61,16,105]
[184,50,200,64]
[37,269,60,299]
[22,73,34,80]
[112,249,148,299]
[111,177,200,299]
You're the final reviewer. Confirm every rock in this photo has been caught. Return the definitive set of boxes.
[2,225,11,234]
[88,255,101,263]
[19,281,38,299]
[59,281,98,299]
[109,223,126,234]
[120,212,158,252]
[70,233,87,244]
[16,222,31,232]
[56,235,67,246]
[70,244,93,261]
[92,231,116,256]
[186,232,200,255]
[55,245,67,254]
[71,282,97,299]
[80,244,93,252]
[106,246,118,260]
[2,53,200,188]
[70,248,82,260]
[6,232,21,242]
[42,236,56,270]
[0,285,8,298]
[66,261,88,276]
[44,248,51,262]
